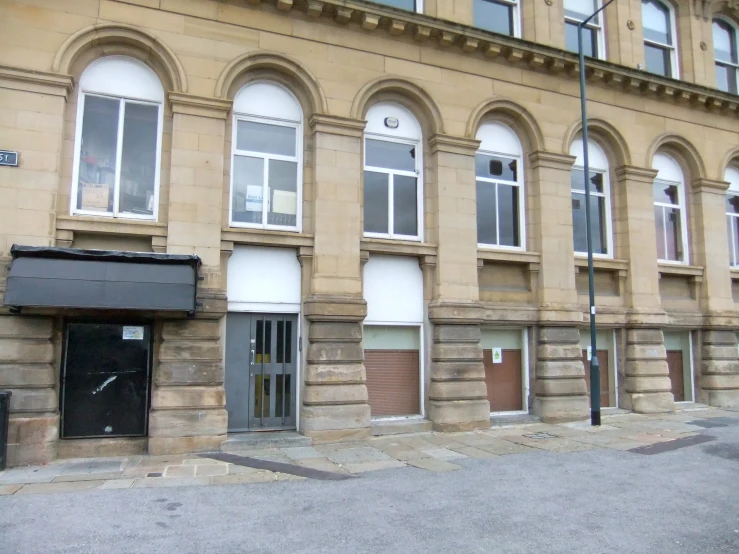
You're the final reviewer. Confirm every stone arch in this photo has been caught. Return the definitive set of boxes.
[562,118,631,168]
[721,146,739,178]
[465,98,544,153]
[706,0,739,20]
[53,24,187,93]
[215,51,327,116]
[646,133,706,180]
[351,76,444,136]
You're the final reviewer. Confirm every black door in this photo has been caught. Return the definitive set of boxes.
[61,323,152,438]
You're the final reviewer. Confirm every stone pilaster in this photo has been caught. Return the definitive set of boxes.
[521,0,565,48]
[426,135,489,431]
[0,314,58,466]
[676,1,715,87]
[533,327,589,422]
[700,330,739,408]
[301,115,370,442]
[604,0,644,68]
[622,329,674,413]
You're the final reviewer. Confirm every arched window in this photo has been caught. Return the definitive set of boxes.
[230,82,303,231]
[725,165,739,266]
[72,56,164,219]
[713,18,739,94]
[363,102,423,240]
[652,153,688,263]
[569,137,612,256]
[475,122,524,249]
[474,0,520,37]
[642,0,678,78]
[564,0,605,59]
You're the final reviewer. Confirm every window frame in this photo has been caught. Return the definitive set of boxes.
[713,16,739,94]
[570,164,613,258]
[474,0,522,38]
[475,148,526,251]
[725,166,739,267]
[363,132,423,242]
[71,92,163,221]
[652,163,689,265]
[229,114,303,232]
[564,0,607,60]
[641,0,680,79]
[371,0,424,13]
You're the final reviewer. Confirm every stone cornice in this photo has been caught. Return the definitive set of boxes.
[428,134,480,155]
[168,92,232,119]
[691,177,730,193]
[528,151,576,170]
[0,65,74,98]
[614,165,660,183]
[245,0,739,117]
[309,113,366,137]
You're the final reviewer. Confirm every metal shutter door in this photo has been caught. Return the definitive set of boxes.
[582,349,611,408]
[483,349,523,412]
[666,350,685,402]
[365,350,420,416]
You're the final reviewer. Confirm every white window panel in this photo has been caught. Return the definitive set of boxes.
[714,18,739,94]
[642,0,679,78]
[652,153,688,263]
[725,166,739,266]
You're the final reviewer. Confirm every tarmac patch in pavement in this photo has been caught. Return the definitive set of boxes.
[628,434,715,455]
[199,452,356,481]
[686,417,739,429]
[701,442,739,462]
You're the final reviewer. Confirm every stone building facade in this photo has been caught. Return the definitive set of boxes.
[1,0,739,467]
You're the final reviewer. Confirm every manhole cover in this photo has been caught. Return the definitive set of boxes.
[523,432,558,440]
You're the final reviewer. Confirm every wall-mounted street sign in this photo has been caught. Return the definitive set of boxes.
[0,150,19,167]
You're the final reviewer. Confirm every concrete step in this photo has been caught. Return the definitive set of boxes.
[220,431,312,453]
[371,418,433,436]
[489,413,541,427]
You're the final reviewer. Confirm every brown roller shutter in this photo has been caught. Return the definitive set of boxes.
[666,350,685,402]
[582,349,611,408]
[483,349,523,412]
[365,350,420,416]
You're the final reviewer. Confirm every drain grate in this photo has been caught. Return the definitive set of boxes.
[199,452,356,481]
[628,434,715,455]
[522,432,559,440]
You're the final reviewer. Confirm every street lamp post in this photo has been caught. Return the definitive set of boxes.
[578,0,616,426]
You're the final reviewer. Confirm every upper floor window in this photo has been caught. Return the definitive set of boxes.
[564,0,605,59]
[569,138,612,257]
[363,103,422,241]
[230,82,302,231]
[642,0,678,78]
[72,56,163,220]
[372,0,423,12]
[725,166,739,266]
[475,122,524,249]
[652,153,688,263]
[714,18,739,94]
[474,0,520,37]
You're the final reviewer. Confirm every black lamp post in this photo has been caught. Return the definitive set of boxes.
[578,0,616,426]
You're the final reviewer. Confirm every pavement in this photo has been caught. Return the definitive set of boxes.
[1,407,739,553]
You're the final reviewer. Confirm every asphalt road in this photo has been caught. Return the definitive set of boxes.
[2,423,738,554]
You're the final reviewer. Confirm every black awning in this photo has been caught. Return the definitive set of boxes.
[3,245,201,312]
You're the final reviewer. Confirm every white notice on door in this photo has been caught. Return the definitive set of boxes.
[122,326,144,340]
[492,348,502,364]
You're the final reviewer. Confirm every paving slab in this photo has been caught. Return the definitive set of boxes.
[0,466,63,485]
[341,460,405,474]
[451,446,499,459]
[406,458,462,472]
[195,465,229,477]
[53,472,122,482]
[422,447,467,461]
[473,439,538,456]
[293,458,349,474]
[421,435,469,449]
[163,465,196,478]
[131,477,211,488]
[211,472,275,485]
[16,481,107,495]
[379,445,430,461]
[281,446,324,460]
[0,484,22,495]
[324,447,394,465]
[99,479,135,490]
[61,460,123,475]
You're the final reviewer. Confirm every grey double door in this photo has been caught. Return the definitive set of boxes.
[225,313,298,431]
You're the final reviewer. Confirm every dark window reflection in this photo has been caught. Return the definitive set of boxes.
[475,0,514,35]
[364,171,389,233]
[476,181,498,245]
[393,175,418,236]
[366,139,416,172]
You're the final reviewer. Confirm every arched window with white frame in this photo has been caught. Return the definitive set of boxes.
[564,0,606,59]
[714,18,739,94]
[725,165,739,266]
[230,82,303,231]
[569,137,612,257]
[72,56,164,219]
[363,102,423,241]
[642,0,679,78]
[652,153,688,263]
[475,122,525,249]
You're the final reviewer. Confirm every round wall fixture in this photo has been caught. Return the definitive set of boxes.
[384,117,399,129]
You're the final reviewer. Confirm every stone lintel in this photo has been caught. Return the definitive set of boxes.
[303,295,367,322]
[528,151,577,171]
[428,301,484,325]
[428,134,480,156]
[691,177,730,194]
[309,113,366,137]
[0,64,74,98]
[168,92,232,119]
[537,305,583,325]
[702,312,739,329]
[625,308,669,327]
[614,165,659,183]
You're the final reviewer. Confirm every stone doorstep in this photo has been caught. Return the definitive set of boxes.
[370,418,433,436]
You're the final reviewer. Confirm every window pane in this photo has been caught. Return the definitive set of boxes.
[655,206,667,259]
[654,181,679,204]
[566,22,598,57]
[730,216,739,266]
[476,154,517,182]
[236,120,296,157]
[475,0,514,36]
[571,169,604,193]
[232,155,264,224]
[364,171,389,234]
[498,183,520,247]
[645,43,671,76]
[664,207,683,261]
[77,95,119,213]
[267,159,298,227]
[373,0,415,10]
[477,181,498,245]
[727,194,739,214]
[642,0,671,44]
[565,0,598,22]
[713,20,737,64]
[393,174,418,236]
[366,139,416,172]
[572,194,588,252]
[716,64,738,94]
[119,103,158,216]
[572,193,606,253]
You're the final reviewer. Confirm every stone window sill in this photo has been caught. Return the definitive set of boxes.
[574,256,629,277]
[361,237,437,257]
[658,262,704,280]
[221,227,314,248]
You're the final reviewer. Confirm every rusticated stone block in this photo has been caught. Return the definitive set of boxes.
[702,390,739,409]
[625,344,667,360]
[303,295,367,321]
[58,437,147,459]
[307,343,363,363]
[701,374,739,389]
[534,378,588,396]
[8,388,57,413]
[148,435,226,456]
[532,395,590,422]
[158,341,222,362]
[0,316,52,338]
[535,360,585,378]
[623,392,675,413]
[428,399,489,431]
[156,361,224,385]
[625,328,664,344]
[151,386,225,409]
[310,321,362,342]
[701,346,738,360]
[302,384,368,404]
[429,361,485,380]
[0,339,53,363]
[538,327,580,344]
[148,408,227,438]
[536,343,582,360]
[702,329,736,345]
[622,328,673,413]
[7,415,58,466]
[162,319,221,340]
[8,441,57,467]
[428,380,487,400]
[432,324,481,343]
[304,363,365,384]
[301,404,371,432]
[625,359,670,377]
[427,301,484,325]
[0,364,54,387]
[431,342,483,362]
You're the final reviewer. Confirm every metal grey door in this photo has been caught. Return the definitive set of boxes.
[225,313,298,431]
